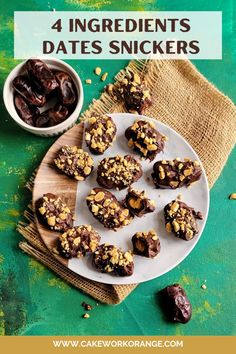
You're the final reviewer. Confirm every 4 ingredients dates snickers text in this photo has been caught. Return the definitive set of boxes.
[86,188,132,230]
[97,155,142,190]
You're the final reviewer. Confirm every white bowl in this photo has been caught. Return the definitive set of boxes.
[3,58,84,137]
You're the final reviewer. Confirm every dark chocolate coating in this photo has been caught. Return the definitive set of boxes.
[86,188,132,230]
[25,59,58,94]
[93,244,134,276]
[119,72,152,114]
[152,159,202,189]
[14,94,39,126]
[85,115,117,155]
[54,145,94,180]
[162,284,192,323]
[125,120,166,161]
[13,75,46,107]
[97,155,142,190]
[55,71,77,106]
[132,230,160,258]
[164,200,203,241]
[124,188,155,217]
[58,225,100,259]
[36,193,73,232]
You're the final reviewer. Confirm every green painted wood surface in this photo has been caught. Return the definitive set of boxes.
[0,0,235,336]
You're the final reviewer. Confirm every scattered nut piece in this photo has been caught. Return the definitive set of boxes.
[101,72,108,81]
[83,313,90,319]
[201,284,207,290]
[94,67,102,76]
[229,193,236,200]
[85,79,92,84]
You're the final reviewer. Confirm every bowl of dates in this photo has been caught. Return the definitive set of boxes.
[3,57,83,136]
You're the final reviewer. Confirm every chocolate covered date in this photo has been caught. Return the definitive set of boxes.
[125,120,166,161]
[119,72,152,114]
[124,188,155,217]
[161,284,192,323]
[14,94,39,126]
[132,230,160,258]
[93,244,134,276]
[85,115,117,154]
[54,145,94,181]
[55,71,77,106]
[164,200,203,241]
[152,158,202,189]
[58,225,100,259]
[36,193,74,232]
[25,59,58,94]
[13,75,46,107]
[86,188,132,230]
[97,155,142,190]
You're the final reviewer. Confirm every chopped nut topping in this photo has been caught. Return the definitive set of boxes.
[85,115,116,154]
[229,193,236,200]
[164,200,203,241]
[85,79,92,84]
[36,193,74,232]
[93,243,134,276]
[125,120,165,161]
[125,187,155,217]
[152,158,202,189]
[54,145,94,181]
[97,155,142,190]
[115,71,152,114]
[58,225,100,259]
[132,230,161,258]
[87,188,132,231]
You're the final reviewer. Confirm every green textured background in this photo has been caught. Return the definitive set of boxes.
[0,0,235,336]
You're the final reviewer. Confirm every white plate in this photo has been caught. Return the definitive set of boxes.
[70,113,209,285]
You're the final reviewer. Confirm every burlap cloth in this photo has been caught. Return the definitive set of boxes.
[17,59,236,304]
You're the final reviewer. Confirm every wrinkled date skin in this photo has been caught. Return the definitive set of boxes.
[25,59,58,94]
[35,104,68,127]
[55,71,77,106]
[162,284,192,323]
[13,75,46,107]
[14,94,39,126]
